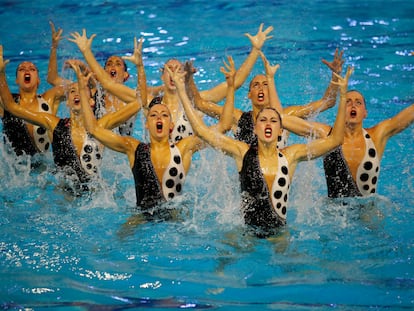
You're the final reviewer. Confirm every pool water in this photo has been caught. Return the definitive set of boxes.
[1,1,413,310]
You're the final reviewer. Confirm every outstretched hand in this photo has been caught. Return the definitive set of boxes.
[122,37,144,66]
[259,51,280,77]
[50,21,63,48]
[66,60,82,77]
[245,23,274,51]
[63,59,89,73]
[332,66,353,93]
[0,46,10,73]
[220,56,236,86]
[322,48,345,76]
[65,59,95,89]
[165,65,186,90]
[68,29,96,53]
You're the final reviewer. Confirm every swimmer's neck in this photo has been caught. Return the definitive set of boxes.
[18,91,38,105]
[149,137,170,147]
[345,123,364,138]
[258,142,278,158]
[70,112,85,128]
[251,107,262,120]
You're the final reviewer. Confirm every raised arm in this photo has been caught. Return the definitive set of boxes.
[0,46,10,117]
[284,49,345,118]
[71,60,138,162]
[216,56,236,133]
[187,57,236,133]
[0,47,8,110]
[287,66,353,164]
[370,101,414,159]
[282,114,330,139]
[0,46,58,130]
[200,23,274,103]
[68,29,137,103]
[167,65,247,169]
[259,51,282,114]
[45,21,87,115]
[122,37,148,111]
[47,22,91,88]
[96,95,141,130]
[190,58,243,126]
[47,21,69,87]
[259,51,333,139]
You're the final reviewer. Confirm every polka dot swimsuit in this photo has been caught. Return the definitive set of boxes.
[161,144,185,200]
[270,152,290,221]
[15,95,52,152]
[277,129,289,149]
[239,146,289,233]
[80,134,103,176]
[52,118,99,185]
[356,129,380,195]
[170,110,194,143]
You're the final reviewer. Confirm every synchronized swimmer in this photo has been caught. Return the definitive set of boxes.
[1,21,413,237]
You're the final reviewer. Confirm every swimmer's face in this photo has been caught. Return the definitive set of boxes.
[67,82,82,113]
[248,74,270,108]
[345,90,367,124]
[15,61,40,91]
[66,82,94,113]
[104,56,129,83]
[146,104,174,140]
[161,59,184,91]
[254,108,282,144]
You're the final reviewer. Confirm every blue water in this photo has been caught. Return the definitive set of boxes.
[1,1,413,310]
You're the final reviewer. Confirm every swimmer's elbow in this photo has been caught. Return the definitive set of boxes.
[217,122,233,134]
[331,133,344,147]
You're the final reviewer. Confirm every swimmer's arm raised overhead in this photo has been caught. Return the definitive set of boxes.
[284,48,345,119]
[281,50,343,138]
[173,64,207,171]
[168,65,247,170]
[47,21,68,87]
[187,56,236,133]
[73,61,138,162]
[0,46,59,131]
[200,23,274,103]
[183,61,202,107]
[47,22,92,88]
[369,101,414,159]
[65,59,140,131]
[46,21,88,115]
[285,67,352,164]
[216,56,237,133]
[259,51,282,114]
[191,59,243,127]
[122,37,148,111]
[69,29,138,104]
[123,36,164,101]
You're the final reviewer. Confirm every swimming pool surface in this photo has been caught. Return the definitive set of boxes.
[1,1,413,310]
